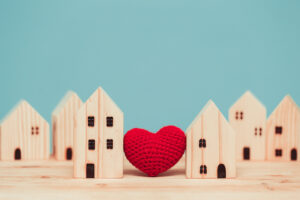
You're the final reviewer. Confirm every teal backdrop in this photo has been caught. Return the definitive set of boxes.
[0,0,299,151]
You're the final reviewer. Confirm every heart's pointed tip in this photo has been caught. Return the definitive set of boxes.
[147,173,159,177]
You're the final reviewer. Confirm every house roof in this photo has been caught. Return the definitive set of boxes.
[52,91,81,116]
[229,90,266,113]
[83,87,123,115]
[0,100,47,125]
[268,95,300,118]
[186,100,219,133]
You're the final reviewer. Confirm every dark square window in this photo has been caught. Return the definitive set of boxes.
[106,139,113,149]
[203,165,207,174]
[200,165,207,174]
[259,128,262,136]
[199,139,203,148]
[199,139,206,148]
[203,139,206,148]
[88,116,95,127]
[88,139,95,150]
[106,117,113,127]
[275,149,282,157]
[275,126,282,134]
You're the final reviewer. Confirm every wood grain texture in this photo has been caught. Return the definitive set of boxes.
[186,100,236,179]
[229,91,267,161]
[0,100,49,161]
[0,156,300,200]
[266,95,300,161]
[52,91,83,161]
[74,87,124,179]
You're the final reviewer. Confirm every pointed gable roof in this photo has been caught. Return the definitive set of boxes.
[186,100,229,133]
[52,91,82,116]
[83,87,123,114]
[268,95,300,118]
[229,91,266,113]
[0,100,47,125]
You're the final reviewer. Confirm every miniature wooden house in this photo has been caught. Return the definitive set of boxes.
[229,91,267,161]
[266,95,300,161]
[52,91,83,161]
[186,100,236,179]
[74,87,124,179]
[0,100,50,161]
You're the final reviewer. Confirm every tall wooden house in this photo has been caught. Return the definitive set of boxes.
[266,95,300,161]
[52,91,83,161]
[0,100,49,161]
[74,87,124,179]
[229,91,267,161]
[186,100,236,179]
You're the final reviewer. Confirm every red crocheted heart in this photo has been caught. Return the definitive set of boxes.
[124,125,186,177]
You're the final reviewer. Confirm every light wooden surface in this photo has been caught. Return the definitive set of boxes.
[52,91,83,161]
[186,100,236,178]
[229,91,267,161]
[0,156,300,200]
[0,100,49,161]
[266,95,300,161]
[74,87,123,178]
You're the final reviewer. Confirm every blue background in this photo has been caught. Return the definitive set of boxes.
[1,0,299,138]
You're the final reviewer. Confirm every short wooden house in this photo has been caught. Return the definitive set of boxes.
[52,91,83,160]
[74,87,124,178]
[229,91,267,161]
[0,100,49,161]
[266,95,300,161]
[186,100,236,179]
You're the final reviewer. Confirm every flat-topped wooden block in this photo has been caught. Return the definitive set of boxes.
[0,100,49,161]
[52,91,83,161]
[0,157,300,199]
[229,91,267,161]
[186,100,236,179]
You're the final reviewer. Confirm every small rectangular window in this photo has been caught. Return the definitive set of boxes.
[88,139,95,150]
[88,116,95,127]
[106,139,113,149]
[203,165,207,174]
[106,117,113,127]
[199,139,203,148]
[275,149,282,157]
[203,139,206,148]
[275,126,282,134]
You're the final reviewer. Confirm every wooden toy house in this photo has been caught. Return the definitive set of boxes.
[0,100,50,161]
[229,91,267,161]
[266,95,300,161]
[74,87,124,179]
[186,100,236,179]
[52,91,83,161]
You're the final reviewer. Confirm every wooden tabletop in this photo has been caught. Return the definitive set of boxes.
[0,156,300,200]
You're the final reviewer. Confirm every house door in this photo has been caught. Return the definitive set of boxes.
[86,163,95,178]
[291,148,297,161]
[66,148,72,160]
[243,147,250,160]
[217,164,226,178]
[15,148,21,160]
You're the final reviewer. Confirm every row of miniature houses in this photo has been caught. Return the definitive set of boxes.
[0,88,299,179]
